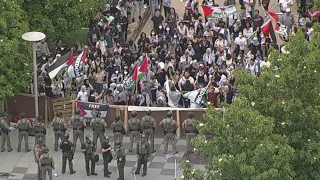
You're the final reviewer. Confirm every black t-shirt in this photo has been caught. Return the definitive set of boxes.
[151,15,164,29]
[102,142,112,157]
[193,13,202,20]
[252,16,264,30]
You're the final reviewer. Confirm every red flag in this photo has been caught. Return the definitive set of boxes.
[81,50,87,63]
[261,19,271,36]
[139,57,149,73]
[261,19,278,45]
[65,50,74,65]
[201,6,214,17]
[131,64,138,81]
[267,10,279,30]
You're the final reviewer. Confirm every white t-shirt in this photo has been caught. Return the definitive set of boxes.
[234,37,247,50]
[279,0,293,12]
[77,91,89,102]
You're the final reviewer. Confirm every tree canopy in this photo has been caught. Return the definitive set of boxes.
[183,26,320,179]
[22,0,105,40]
[0,0,105,100]
[0,1,32,100]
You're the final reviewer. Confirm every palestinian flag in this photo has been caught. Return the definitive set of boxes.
[132,57,149,81]
[201,5,237,18]
[267,10,279,30]
[261,19,278,45]
[202,5,214,17]
[48,51,74,79]
[184,82,212,105]
[76,101,108,118]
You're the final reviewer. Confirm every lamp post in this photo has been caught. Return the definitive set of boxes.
[22,32,46,118]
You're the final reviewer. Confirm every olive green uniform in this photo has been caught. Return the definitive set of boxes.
[51,117,67,151]
[115,143,126,180]
[141,115,157,152]
[160,118,178,153]
[182,118,198,153]
[135,139,150,176]
[17,118,31,152]
[40,153,54,180]
[81,140,96,176]
[90,117,107,148]
[110,120,125,147]
[0,118,12,152]
[71,115,86,149]
[128,117,141,152]
[33,121,46,145]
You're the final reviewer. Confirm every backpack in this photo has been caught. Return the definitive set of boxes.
[93,118,104,131]
[34,122,44,133]
[41,154,51,166]
[19,119,29,130]
[53,118,62,131]
[164,118,175,132]
[114,121,124,132]
[129,118,139,131]
[185,119,196,133]
[143,116,153,129]
[138,143,148,155]
[73,116,83,129]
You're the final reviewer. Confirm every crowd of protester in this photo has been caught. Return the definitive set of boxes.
[28,0,319,108]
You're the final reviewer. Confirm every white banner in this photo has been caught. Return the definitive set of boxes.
[127,106,207,112]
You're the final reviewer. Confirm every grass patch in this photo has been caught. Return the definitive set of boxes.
[63,28,88,49]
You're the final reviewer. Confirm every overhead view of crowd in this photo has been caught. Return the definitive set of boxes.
[28,0,319,109]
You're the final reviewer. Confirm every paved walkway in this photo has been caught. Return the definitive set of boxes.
[0,128,204,180]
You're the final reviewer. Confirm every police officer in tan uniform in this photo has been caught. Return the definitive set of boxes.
[182,112,198,154]
[0,112,12,152]
[17,112,31,152]
[51,112,67,151]
[70,110,86,150]
[127,111,141,152]
[39,146,54,180]
[141,110,157,153]
[110,116,125,147]
[90,111,107,148]
[159,111,178,154]
[33,116,47,145]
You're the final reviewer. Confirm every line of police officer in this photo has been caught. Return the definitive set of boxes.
[0,110,199,180]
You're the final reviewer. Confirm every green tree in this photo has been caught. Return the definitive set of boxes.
[235,26,320,179]
[0,1,32,100]
[21,0,105,40]
[182,99,295,180]
[183,26,320,180]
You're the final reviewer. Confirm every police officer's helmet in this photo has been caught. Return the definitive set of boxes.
[64,133,69,140]
[115,116,121,121]
[146,110,151,115]
[131,111,137,117]
[188,112,195,118]
[44,146,49,152]
[75,109,81,115]
[166,111,172,118]
[19,112,26,118]
[37,138,44,145]
[104,136,110,143]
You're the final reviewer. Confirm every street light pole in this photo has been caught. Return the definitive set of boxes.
[32,42,39,117]
[22,32,46,118]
